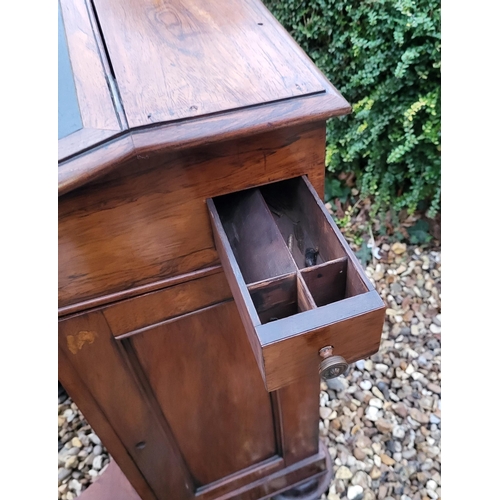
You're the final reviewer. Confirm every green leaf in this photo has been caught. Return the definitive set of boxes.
[407,219,433,244]
[355,241,372,267]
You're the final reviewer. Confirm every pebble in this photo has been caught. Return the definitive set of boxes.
[92,455,103,471]
[65,456,78,470]
[351,471,371,488]
[392,402,408,418]
[427,383,441,394]
[365,406,380,421]
[89,433,101,446]
[68,479,82,494]
[71,437,82,448]
[327,377,348,392]
[392,425,406,439]
[335,466,353,480]
[371,386,385,400]
[381,454,396,466]
[347,485,364,500]
[402,449,417,459]
[392,242,407,255]
[360,380,372,390]
[369,398,383,409]
[58,468,71,482]
[409,408,430,424]
[320,407,333,419]
[430,414,441,425]
[375,363,389,373]
[375,419,393,433]
[426,479,438,491]
[364,490,376,500]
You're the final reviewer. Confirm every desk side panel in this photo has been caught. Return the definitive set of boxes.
[58,122,326,310]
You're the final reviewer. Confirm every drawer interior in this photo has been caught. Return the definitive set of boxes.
[208,175,385,392]
[212,176,368,321]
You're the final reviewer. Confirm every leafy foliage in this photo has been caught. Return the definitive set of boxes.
[265,0,441,217]
[407,218,433,244]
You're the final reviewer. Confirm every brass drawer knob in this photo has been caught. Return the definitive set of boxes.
[318,346,349,381]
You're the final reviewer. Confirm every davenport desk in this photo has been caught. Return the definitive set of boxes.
[58,0,385,498]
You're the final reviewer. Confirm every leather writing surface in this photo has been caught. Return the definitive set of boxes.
[58,2,83,140]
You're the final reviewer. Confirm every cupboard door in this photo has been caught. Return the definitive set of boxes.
[59,311,193,500]
[129,300,278,486]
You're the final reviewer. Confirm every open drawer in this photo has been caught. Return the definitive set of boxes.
[207,176,385,392]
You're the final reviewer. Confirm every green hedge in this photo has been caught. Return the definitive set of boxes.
[265,0,441,217]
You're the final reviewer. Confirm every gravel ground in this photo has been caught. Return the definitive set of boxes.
[319,242,441,500]
[58,242,440,500]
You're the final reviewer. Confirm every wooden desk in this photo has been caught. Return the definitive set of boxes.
[58,1,384,498]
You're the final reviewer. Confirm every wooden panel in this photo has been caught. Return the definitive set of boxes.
[103,268,231,336]
[92,0,325,127]
[274,373,321,466]
[58,122,326,310]
[301,258,347,307]
[248,274,298,324]
[195,456,283,500]
[130,301,277,486]
[58,135,137,197]
[59,311,193,500]
[58,0,123,161]
[59,93,347,196]
[207,198,265,376]
[214,189,296,284]
[260,293,386,390]
[58,348,155,500]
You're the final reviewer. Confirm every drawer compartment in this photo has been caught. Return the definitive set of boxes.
[207,176,385,392]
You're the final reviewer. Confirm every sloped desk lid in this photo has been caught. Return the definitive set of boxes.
[58,0,351,195]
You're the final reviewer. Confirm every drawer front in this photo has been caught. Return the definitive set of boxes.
[207,175,385,392]
[102,269,232,338]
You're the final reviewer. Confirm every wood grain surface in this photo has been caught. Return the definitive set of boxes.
[259,291,386,390]
[58,92,349,195]
[103,269,231,337]
[301,258,348,307]
[58,0,351,197]
[59,123,326,311]
[92,0,325,127]
[214,189,297,284]
[130,300,277,486]
[273,372,322,466]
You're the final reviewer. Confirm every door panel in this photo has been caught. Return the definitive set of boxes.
[58,311,193,500]
[130,300,277,486]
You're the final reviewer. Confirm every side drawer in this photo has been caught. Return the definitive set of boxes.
[207,175,385,392]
